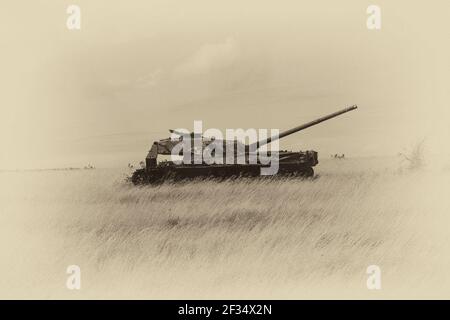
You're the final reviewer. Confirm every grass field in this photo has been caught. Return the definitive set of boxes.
[1,157,449,299]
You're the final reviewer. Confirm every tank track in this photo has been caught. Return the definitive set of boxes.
[131,165,314,185]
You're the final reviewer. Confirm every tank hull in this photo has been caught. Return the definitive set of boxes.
[131,151,318,185]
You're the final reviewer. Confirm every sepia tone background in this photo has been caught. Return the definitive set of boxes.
[1,0,449,169]
[0,1,449,300]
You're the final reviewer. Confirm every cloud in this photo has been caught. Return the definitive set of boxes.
[135,68,163,88]
[175,37,239,75]
[101,68,163,95]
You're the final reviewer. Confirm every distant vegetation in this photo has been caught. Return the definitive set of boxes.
[399,139,425,171]
[83,164,95,170]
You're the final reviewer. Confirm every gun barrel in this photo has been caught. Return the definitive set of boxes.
[254,105,357,149]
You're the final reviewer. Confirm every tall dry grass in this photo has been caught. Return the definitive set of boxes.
[1,157,449,299]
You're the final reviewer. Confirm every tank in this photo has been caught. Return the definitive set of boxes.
[131,105,357,184]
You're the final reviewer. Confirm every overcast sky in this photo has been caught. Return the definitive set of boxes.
[1,0,449,169]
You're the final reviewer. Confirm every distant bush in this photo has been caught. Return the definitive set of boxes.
[399,139,425,171]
